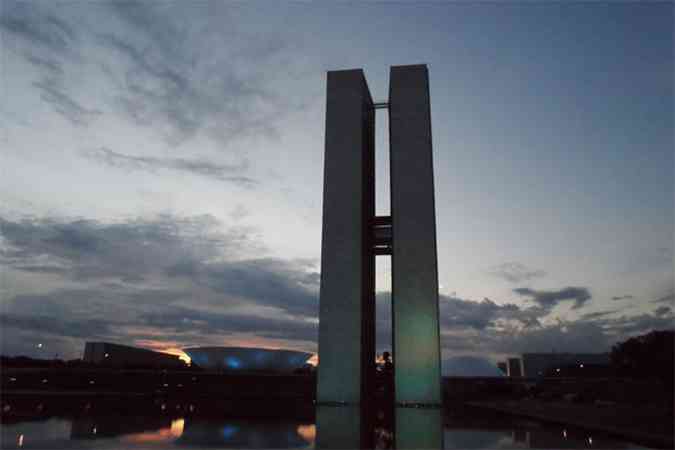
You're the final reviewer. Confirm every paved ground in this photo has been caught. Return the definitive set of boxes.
[467,399,674,449]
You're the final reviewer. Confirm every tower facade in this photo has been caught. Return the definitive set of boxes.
[317,64,441,406]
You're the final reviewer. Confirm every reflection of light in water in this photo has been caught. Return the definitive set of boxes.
[171,419,185,438]
[120,418,185,444]
[296,424,316,443]
[18,434,24,447]
[222,425,239,439]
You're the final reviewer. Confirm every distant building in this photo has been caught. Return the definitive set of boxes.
[497,362,508,375]
[521,353,610,377]
[183,347,312,372]
[83,342,184,368]
[507,358,524,377]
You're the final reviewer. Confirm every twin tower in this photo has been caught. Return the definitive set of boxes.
[318,65,441,407]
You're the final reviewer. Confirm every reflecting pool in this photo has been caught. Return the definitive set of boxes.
[0,397,653,449]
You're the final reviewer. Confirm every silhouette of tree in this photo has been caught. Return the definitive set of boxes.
[610,329,674,393]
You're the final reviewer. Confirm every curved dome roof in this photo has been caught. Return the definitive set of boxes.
[183,346,313,372]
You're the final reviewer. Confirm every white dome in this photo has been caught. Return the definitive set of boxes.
[183,346,313,372]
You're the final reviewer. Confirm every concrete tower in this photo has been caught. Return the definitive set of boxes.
[317,64,441,407]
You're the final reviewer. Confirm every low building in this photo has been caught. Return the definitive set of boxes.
[83,342,184,368]
[507,358,524,377]
[183,347,313,372]
[497,362,508,375]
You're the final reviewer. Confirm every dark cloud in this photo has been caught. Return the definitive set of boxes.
[653,306,672,317]
[0,214,319,358]
[83,147,256,187]
[488,262,546,283]
[513,286,591,310]
[652,291,674,304]
[141,306,317,344]
[611,294,634,301]
[1,213,669,362]
[166,257,319,318]
[439,295,543,330]
[580,310,617,321]
[0,215,253,281]
[0,3,77,54]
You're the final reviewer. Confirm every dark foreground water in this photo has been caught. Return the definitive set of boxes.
[0,397,651,449]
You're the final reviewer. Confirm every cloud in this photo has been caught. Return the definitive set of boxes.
[0,214,254,282]
[93,2,296,147]
[0,3,77,55]
[653,306,672,317]
[580,310,617,320]
[611,294,634,301]
[488,262,546,283]
[166,257,319,318]
[32,79,102,126]
[513,286,591,310]
[1,2,102,127]
[439,295,544,330]
[0,213,669,362]
[4,1,306,150]
[0,214,320,358]
[82,147,256,187]
[652,291,674,304]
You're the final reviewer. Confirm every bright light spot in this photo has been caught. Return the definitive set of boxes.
[18,434,24,447]
[225,357,241,369]
[41,379,48,383]
[563,429,567,438]
[556,368,560,373]
[159,348,191,364]
[37,344,43,348]
[579,364,584,368]
[588,436,593,445]
[92,427,97,435]
[161,404,166,411]
[10,377,16,382]
[296,424,316,443]
[89,380,95,385]
[104,353,109,358]
[170,419,184,438]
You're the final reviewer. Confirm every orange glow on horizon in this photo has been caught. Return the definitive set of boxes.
[132,338,316,366]
[296,424,316,442]
[120,419,184,444]
[160,348,191,364]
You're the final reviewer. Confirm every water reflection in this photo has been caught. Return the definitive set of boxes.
[396,407,443,449]
[175,419,314,448]
[0,398,653,449]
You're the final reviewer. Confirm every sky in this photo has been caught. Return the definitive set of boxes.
[0,1,673,369]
